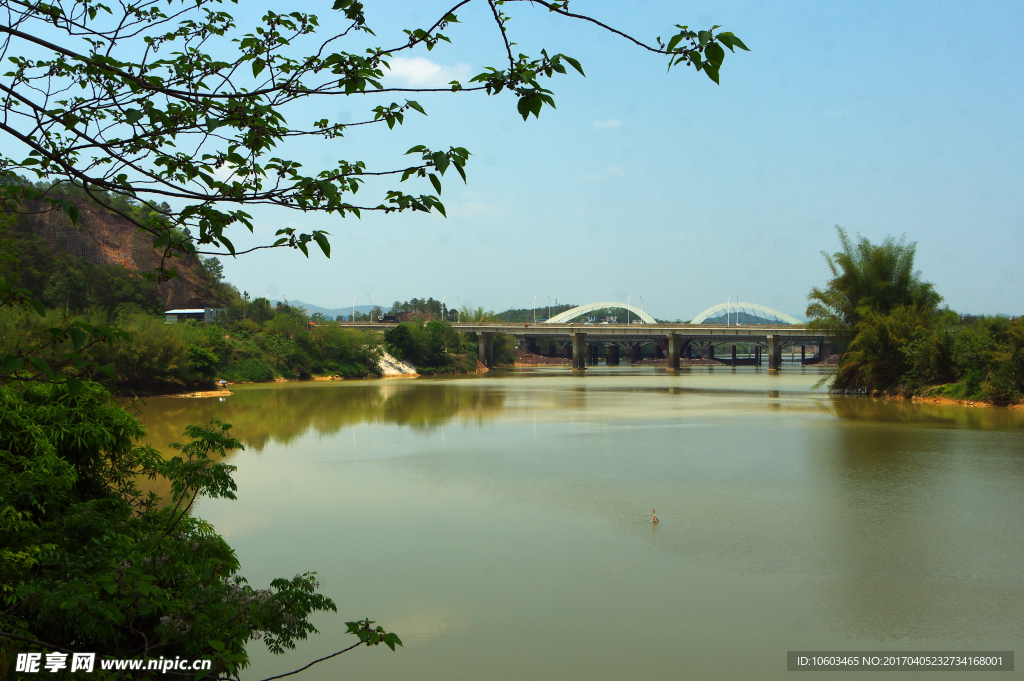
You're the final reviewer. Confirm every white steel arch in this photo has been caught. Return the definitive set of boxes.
[690,302,801,325]
[545,301,657,324]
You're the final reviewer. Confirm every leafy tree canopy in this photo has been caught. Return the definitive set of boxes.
[806,226,942,340]
[0,0,747,280]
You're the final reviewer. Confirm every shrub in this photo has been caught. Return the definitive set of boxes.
[224,359,275,383]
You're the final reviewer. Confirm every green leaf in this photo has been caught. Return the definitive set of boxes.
[66,377,84,398]
[27,356,54,378]
[563,56,585,76]
[102,581,117,595]
[135,580,153,596]
[703,62,720,84]
[208,640,225,652]
[704,42,725,67]
[252,58,266,78]
[1,355,24,375]
[60,199,80,225]
[689,51,703,71]
[428,173,442,195]
[68,326,87,351]
[313,231,331,258]
[432,152,449,174]
[124,108,144,125]
[717,32,750,51]
[517,96,531,120]
[406,100,426,115]
[698,30,710,46]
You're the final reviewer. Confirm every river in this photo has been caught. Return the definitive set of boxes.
[134,367,1024,680]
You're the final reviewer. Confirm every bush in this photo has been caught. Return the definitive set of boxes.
[224,359,275,383]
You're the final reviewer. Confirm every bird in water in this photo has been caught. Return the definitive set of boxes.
[651,508,659,524]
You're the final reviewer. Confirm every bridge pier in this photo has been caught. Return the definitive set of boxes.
[607,344,620,365]
[667,333,680,369]
[731,344,737,366]
[708,344,715,361]
[588,344,599,365]
[630,344,641,363]
[767,334,781,370]
[682,339,692,360]
[478,332,494,367]
[572,332,587,370]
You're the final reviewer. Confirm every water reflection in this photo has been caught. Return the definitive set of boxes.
[135,381,508,452]
[826,395,1024,429]
[130,372,1024,680]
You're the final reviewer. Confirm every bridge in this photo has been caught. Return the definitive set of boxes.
[336,319,834,370]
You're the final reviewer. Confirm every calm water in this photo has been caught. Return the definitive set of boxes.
[133,367,1024,680]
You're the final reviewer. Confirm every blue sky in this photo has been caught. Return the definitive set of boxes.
[213,0,1023,320]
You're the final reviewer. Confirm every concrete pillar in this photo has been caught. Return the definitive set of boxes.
[572,332,587,370]
[630,344,641,362]
[682,339,692,360]
[588,344,599,365]
[562,343,572,360]
[731,344,737,366]
[478,332,494,367]
[607,344,620,365]
[654,341,666,359]
[528,338,539,355]
[667,333,680,369]
[767,334,781,370]
[820,341,829,361]
[709,344,715,361]
[801,345,806,364]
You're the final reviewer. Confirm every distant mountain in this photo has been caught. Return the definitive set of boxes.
[274,299,376,320]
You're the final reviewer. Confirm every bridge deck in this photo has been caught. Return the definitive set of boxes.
[333,322,833,343]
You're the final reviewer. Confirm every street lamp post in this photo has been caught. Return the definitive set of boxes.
[627,296,630,325]
[533,295,537,323]
[441,296,447,322]
[367,295,373,321]
[351,295,356,322]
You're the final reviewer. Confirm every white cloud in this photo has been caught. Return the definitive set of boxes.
[592,119,622,129]
[385,57,471,88]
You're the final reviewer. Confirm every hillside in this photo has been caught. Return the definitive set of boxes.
[3,192,232,311]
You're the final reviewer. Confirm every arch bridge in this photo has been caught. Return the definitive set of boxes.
[338,318,834,371]
[545,301,656,325]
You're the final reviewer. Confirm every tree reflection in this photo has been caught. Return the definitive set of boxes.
[133,382,508,453]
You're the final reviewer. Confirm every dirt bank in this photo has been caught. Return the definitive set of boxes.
[910,395,1024,409]
[515,349,571,366]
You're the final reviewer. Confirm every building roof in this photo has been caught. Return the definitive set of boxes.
[164,309,207,314]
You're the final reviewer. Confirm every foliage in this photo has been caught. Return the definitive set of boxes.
[0,381,401,677]
[492,333,519,366]
[830,305,935,393]
[384,319,470,369]
[389,297,447,319]
[458,306,497,323]
[491,303,579,323]
[0,1,745,280]
[811,229,1023,404]
[807,226,942,341]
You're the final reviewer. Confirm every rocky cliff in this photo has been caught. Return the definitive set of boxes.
[9,197,229,310]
